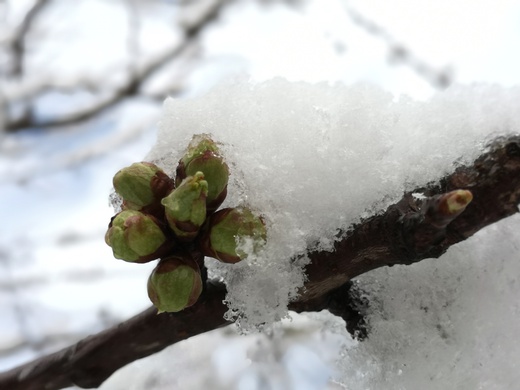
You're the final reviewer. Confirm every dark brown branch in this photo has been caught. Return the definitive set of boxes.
[5,0,230,132]
[299,136,520,301]
[1,135,519,389]
[0,282,229,390]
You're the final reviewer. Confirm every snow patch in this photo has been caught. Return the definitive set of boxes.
[336,213,520,389]
[147,78,519,330]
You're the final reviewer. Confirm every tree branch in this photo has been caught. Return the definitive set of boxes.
[8,0,51,77]
[1,135,519,389]
[298,136,520,301]
[4,0,230,132]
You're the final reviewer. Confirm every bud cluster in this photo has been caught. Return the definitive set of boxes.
[105,134,266,313]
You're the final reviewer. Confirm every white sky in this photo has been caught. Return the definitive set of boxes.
[202,0,520,98]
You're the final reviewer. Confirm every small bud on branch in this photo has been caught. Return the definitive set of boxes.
[176,134,229,213]
[423,189,473,230]
[438,189,473,215]
[199,207,267,263]
[105,210,171,263]
[113,162,175,218]
[147,255,203,313]
[162,172,208,241]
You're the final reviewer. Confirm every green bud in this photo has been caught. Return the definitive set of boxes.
[113,162,175,211]
[161,172,208,241]
[147,255,203,313]
[199,207,267,263]
[105,210,168,262]
[176,135,229,213]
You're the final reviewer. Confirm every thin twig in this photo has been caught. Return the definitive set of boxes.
[345,5,453,89]
[9,0,51,77]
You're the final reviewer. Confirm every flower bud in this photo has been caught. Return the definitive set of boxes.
[161,172,208,241]
[113,162,175,211]
[176,135,229,213]
[147,255,203,313]
[426,189,473,229]
[442,189,473,215]
[199,207,267,263]
[105,210,169,262]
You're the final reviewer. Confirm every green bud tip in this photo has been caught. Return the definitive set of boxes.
[161,172,208,241]
[179,134,220,168]
[147,256,203,313]
[201,207,267,264]
[105,210,167,262]
[113,162,173,209]
[176,135,229,212]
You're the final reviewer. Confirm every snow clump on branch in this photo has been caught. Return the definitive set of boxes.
[147,78,520,331]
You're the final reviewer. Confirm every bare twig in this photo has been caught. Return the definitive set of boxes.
[345,5,453,89]
[1,135,519,390]
[8,0,51,77]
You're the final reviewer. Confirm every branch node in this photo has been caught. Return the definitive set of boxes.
[400,189,473,260]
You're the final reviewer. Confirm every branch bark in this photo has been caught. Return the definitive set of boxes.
[1,135,519,389]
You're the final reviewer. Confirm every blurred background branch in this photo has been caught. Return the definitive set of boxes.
[344,5,453,88]
[7,0,50,77]
[2,0,231,131]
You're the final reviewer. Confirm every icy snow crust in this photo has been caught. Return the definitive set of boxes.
[148,79,519,330]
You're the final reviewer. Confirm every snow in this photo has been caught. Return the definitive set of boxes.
[336,213,520,389]
[149,78,519,330]
[99,310,353,390]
